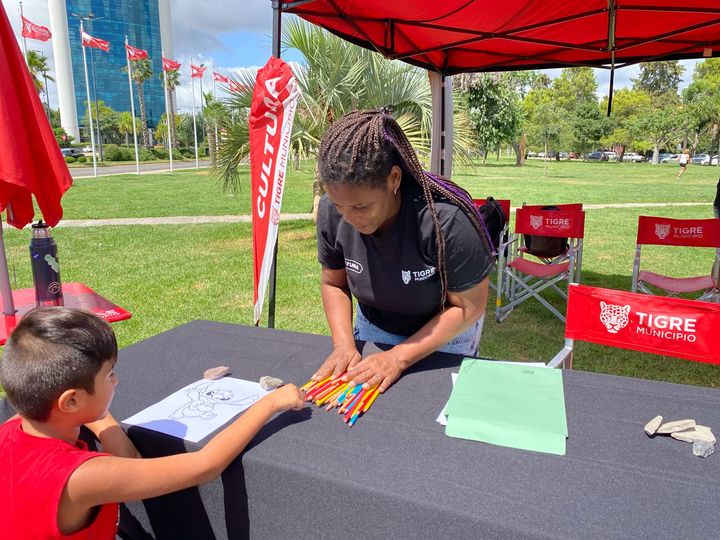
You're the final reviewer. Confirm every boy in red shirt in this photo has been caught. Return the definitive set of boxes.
[0,308,304,539]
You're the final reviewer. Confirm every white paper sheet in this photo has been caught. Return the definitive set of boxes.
[436,362,548,426]
[123,378,268,442]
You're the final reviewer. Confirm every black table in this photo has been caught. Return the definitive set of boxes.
[3,320,720,539]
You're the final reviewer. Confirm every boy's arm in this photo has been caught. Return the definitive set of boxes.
[85,414,141,459]
[63,385,304,508]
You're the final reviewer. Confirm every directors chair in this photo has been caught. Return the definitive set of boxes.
[631,216,720,303]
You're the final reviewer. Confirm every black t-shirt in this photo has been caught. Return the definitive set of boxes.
[317,184,493,336]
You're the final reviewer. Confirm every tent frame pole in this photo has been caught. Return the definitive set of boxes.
[267,1,283,329]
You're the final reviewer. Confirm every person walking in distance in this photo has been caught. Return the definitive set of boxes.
[677,149,690,178]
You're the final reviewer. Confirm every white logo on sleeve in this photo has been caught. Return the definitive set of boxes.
[345,259,364,274]
[599,301,630,333]
[401,266,436,284]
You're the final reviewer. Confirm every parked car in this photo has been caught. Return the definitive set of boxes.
[61,148,84,159]
[82,145,94,153]
[527,151,537,158]
[586,151,606,161]
[658,153,677,163]
[602,151,616,161]
[710,155,719,166]
[691,153,710,165]
[621,152,646,163]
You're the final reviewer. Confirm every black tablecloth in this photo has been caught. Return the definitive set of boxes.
[3,320,720,539]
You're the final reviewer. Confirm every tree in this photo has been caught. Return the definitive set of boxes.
[26,50,53,94]
[117,111,137,147]
[632,105,680,163]
[82,100,121,145]
[682,59,720,158]
[202,92,227,166]
[523,87,566,175]
[124,58,153,148]
[551,67,598,113]
[456,73,522,164]
[633,61,685,102]
[572,101,610,156]
[161,68,181,147]
[600,88,653,160]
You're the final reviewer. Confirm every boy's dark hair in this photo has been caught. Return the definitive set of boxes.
[318,108,493,308]
[0,307,117,421]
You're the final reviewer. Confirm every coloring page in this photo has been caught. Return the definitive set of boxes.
[123,378,268,442]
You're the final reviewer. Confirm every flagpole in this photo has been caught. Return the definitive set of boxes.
[80,22,98,178]
[125,36,140,175]
[212,67,219,158]
[162,50,174,173]
[191,58,199,169]
[18,2,28,61]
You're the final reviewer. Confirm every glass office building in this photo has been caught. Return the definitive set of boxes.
[65,0,165,131]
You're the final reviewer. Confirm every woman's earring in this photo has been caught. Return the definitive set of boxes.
[394,187,398,195]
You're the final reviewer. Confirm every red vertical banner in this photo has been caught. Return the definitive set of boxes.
[249,57,300,324]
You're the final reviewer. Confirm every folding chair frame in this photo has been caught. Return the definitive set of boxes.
[496,208,585,324]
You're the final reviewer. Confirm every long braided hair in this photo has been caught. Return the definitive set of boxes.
[318,108,493,309]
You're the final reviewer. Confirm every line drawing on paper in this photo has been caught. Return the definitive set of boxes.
[170,380,259,420]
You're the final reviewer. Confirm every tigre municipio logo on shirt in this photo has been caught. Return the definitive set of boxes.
[401,266,436,284]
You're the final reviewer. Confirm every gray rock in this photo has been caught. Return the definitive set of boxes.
[259,375,285,390]
[693,440,715,458]
[656,419,696,434]
[644,415,663,436]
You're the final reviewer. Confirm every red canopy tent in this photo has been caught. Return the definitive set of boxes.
[276,0,720,175]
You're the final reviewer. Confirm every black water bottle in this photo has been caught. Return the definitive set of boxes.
[29,220,64,307]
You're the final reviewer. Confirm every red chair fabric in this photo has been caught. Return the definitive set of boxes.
[636,216,720,248]
[514,208,585,238]
[565,284,720,365]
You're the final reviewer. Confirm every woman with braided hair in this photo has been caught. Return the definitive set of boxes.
[313,108,494,394]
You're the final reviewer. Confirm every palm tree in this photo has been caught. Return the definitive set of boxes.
[203,92,226,166]
[26,50,53,94]
[160,68,181,147]
[117,111,136,147]
[123,58,153,148]
[214,19,475,218]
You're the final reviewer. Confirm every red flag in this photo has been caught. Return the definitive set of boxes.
[190,64,207,78]
[81,29,109,52]
[250,57,301,324]
[566,285,720,365]
[21,16,51,42]
[162,56,181,72]
[125,43,148,61]
[0,3,72,228]
[213,71,229,83]
[228,79,246,93]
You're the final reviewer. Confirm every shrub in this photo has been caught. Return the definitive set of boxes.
[151,148,168,159]
[77,156,87,163]
[179,147,195,158]
[138,149,155,161]
[64,156,76,163]
[104,144,132,161]
[171,149,184,160]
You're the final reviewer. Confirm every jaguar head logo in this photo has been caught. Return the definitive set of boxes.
[655,223,671,240]
[599,301,631,334]
[530,215,543,230]
[401,270,411,284]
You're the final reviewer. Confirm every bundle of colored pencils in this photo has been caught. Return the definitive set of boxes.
[301,373,380,427]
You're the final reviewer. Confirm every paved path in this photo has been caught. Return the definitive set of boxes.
[70,160,211,178]
[56,202,711,228]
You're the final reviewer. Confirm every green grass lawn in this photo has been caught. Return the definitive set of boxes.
[1,158,718,400]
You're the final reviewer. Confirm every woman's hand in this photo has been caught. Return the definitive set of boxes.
[313,344,361,381]
[345,350,403,393]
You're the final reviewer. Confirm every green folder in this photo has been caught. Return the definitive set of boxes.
[445,359,568,455]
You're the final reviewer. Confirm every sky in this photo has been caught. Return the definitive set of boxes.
[3,0,700,114]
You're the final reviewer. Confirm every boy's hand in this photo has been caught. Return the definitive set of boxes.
[268,384,306,413]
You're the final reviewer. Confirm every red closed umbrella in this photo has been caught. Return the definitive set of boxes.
[0,2,72,314]
[0,3,72,229]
